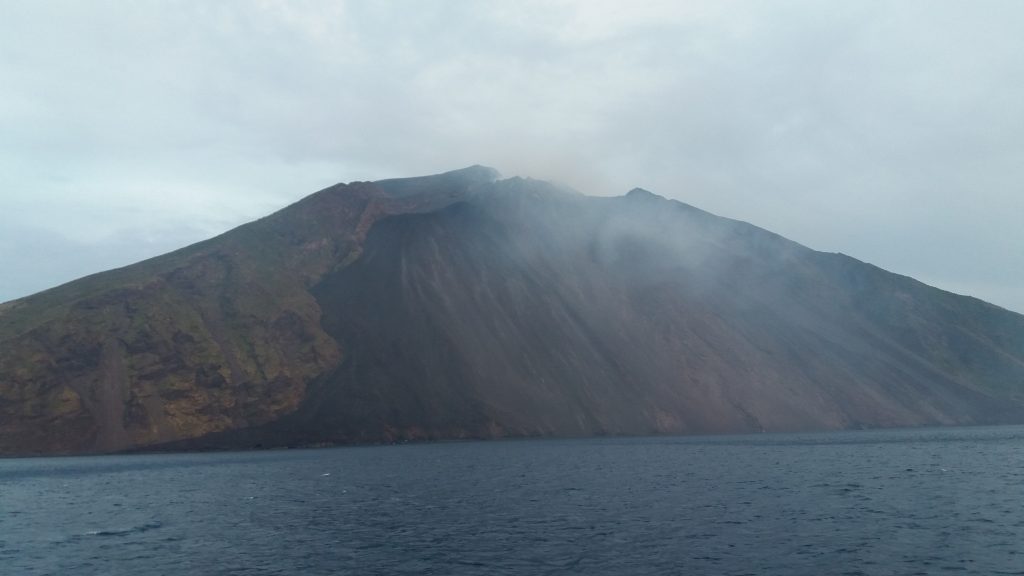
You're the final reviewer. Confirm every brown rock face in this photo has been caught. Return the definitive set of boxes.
[2,166,1023,455]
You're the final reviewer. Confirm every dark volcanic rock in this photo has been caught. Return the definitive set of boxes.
[2,167,1023,455]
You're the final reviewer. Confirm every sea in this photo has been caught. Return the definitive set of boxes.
[2,426,1023,575]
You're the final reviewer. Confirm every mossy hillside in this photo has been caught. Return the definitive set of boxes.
[0,182,373,453]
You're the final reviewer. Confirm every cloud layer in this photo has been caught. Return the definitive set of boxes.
[2,0,1022,312]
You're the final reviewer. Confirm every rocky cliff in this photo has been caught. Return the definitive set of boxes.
[2,166,1023,455]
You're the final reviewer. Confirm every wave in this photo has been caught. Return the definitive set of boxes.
[83,520,163,537]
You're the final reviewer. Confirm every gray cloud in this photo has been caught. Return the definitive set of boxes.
[1,0,1022,312]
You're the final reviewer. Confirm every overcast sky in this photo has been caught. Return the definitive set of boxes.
[2,0,1022,313]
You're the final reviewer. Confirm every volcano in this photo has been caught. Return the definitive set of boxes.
[2,166,1023,456]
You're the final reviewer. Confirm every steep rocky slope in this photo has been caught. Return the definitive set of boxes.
[2,167,1023,455]
[0,167,496,454]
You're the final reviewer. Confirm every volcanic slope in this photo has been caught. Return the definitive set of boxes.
[2,167,1023,455]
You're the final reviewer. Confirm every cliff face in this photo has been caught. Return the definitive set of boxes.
[2,167,1023,455]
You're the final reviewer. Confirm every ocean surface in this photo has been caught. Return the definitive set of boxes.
[2,426,1023,575]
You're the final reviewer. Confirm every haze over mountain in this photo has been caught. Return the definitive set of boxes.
[2,167,1023,456]
[4,2,1024,316]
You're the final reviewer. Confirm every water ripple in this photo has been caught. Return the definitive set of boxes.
[1,426,1024,575]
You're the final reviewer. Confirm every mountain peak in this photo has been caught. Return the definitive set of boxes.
[449,164,501,182]
[625,187,663,201]
[371,165,501,199]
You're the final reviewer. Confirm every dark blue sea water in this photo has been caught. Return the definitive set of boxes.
[2,426,1024,575]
